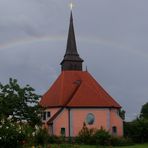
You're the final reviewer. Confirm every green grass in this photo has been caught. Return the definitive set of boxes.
[112,143,148,148]
[50,143,148,148]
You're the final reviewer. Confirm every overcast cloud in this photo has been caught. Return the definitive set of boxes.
[0,0,148,121]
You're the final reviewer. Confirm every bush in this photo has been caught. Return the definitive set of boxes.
[0,121,26,148]
[93,128,111,145]
[124,119,148,143]
[48,135,61,144]
[34,128,49,146]
[75,123,95,145]
[110,137,134,146]
[76,123,111,145]
[75,124,134,146]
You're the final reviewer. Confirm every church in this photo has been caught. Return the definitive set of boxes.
[40,10,123,137]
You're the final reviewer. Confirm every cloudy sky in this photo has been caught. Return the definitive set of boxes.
[0,0,148,121]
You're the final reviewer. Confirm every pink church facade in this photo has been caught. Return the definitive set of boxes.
[42,108,123,137]
[40,12,123,137]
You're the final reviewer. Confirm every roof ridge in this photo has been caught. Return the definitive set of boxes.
[47,108,64,124]
[71,80,99,99]
[47,78,82,124]
[63,79,81,106]
[60,72,64,105]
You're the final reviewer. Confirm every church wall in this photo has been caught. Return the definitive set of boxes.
[44,108,123,137]
[53,109,69,137]
[41,108,60,134]
[42,108,59,124]
[71,108,109,137]
[46,108,59,117]
[110,109,123,136]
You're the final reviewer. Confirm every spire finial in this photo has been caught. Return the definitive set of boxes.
[69,1,74,10]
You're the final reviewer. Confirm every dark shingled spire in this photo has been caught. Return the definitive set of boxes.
[61,11,83,71]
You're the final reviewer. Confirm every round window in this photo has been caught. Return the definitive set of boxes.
[86,113,95,125]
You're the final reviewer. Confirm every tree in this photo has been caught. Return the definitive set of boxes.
[140,102,148,119]
[124,119,148,143]
[0,78,41,126]
[0,78,42,147]
[119,109,126,120]
[123,102,148,143]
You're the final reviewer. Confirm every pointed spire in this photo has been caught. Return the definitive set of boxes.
[65,11,78,55]
[61,11,83,71]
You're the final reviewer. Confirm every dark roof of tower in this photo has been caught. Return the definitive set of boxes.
[61,11,83,64]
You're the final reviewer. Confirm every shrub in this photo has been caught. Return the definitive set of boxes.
[48,135,60,144]
[124,119,148,143]
[34,128,49,146]
[59,144,80,148]
[93,128,111,145]
[75,123,95,144]
[0,121,26,148]
[110,136,134,146]
[76,124,111,145]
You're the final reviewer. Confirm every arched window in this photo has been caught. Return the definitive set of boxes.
[86,113,95,125]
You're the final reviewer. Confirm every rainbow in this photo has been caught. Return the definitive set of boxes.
[0,35,146,58]
[0,34,122,50]
[0,35,65,50]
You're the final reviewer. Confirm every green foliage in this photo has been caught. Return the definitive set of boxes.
[93,127,111,145]
[0,78,41,127]
[124,102,148,143]
[119,109,126,120]
[76,124,135,146]
[0,78,42,147]
[76,123,111,145]
[0,120,25,148]
[140,102,148,119]
[51,144,81,148]
[110,136,133,146]
[124,119,148,143]
[34,128,49,146]
[76,123,95,144]
[51,143,148,148]
[48,135,61,144]
[34,130,68,146]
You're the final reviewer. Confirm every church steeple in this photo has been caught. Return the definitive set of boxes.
[61,11,83,71]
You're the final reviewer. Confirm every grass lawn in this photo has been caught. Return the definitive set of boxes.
[112,143,148,148]
[50,143,148,148]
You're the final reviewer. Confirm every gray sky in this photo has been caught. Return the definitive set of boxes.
[0,0,148,121]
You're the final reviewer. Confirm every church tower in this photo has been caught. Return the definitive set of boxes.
[61,12,83,71]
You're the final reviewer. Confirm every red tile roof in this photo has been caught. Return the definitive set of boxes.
[40,71,121,108]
